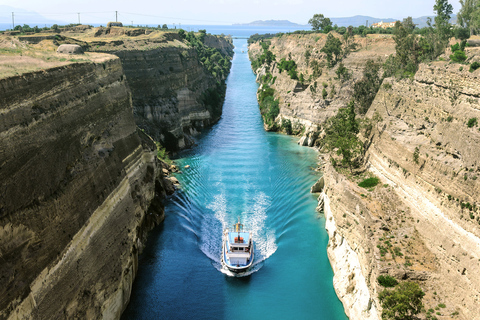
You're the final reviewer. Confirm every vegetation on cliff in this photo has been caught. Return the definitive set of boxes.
[180,29,233,81]
[322,101,362,173]
[457,0,480,34]
[379,282,425,320]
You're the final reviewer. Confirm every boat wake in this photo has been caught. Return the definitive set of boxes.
[202,191,277,276]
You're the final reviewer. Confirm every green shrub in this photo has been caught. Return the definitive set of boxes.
[467,117,477,128]
[470,61,480,72]
[281,119,292,135]
[413,147,420,164]
[358,177,380,188]
[322,88,327,99]
[450,50,467,62]
[379,281,425,320]
[277,58,298,80]
[378,275,399,287]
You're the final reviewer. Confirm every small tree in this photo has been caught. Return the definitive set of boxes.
[353,59,382,114]
[323,100,362,173]
[308,14,333,32]
[379,281,425,320]
[336,62,351,82]
[321,34,343,67]
[413,147,420,164]
[434,0,454,45]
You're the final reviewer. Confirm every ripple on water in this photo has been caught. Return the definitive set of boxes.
[122,38,347,320]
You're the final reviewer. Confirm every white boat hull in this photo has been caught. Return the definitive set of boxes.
[221,225,254,273]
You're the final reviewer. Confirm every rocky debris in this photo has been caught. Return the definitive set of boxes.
[311,176,324,193]
[167,176,180,185]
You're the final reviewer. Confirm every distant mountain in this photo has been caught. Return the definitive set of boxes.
[234,20,304,27]
[329,14,457,28]
[412,14,457,28]
[331,15,396,27]
[0,5,65,27]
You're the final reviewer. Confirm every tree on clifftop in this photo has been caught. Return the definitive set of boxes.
[379,281,425,320]
[458,0,480,34]
[308,14,333,33]
[321,34,343,67]
[434,0,454,43]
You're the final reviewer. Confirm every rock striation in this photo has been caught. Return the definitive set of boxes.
[0,55,172,319]
[250,32,480,319]
[363,59,480,319]
[249,33,395,143]
[93,32,234,151]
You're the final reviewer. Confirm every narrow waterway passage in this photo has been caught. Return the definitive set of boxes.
[122,39,348,320]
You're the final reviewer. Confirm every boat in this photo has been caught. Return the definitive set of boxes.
[221,218,254,273]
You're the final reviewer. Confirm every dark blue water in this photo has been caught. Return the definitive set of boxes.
[122,39,347,320]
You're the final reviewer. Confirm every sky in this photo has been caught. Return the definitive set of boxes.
[0,0,463,26]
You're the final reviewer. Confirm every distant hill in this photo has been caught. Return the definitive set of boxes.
[329,14,457,28]
[234,20,304,27]
[0,5,64,27]
[412,14,457,28]
[331,15,396,27]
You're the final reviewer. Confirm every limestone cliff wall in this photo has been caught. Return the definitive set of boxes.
[320,171,380,320]
[0,57,170,319]
[362,60,480,319]
[93,33,234,151]
[249,33,395,143]
[253,32,480,319]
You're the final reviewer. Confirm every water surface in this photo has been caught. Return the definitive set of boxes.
[122,39,347,320]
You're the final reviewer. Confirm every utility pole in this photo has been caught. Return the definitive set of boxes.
[78,13,80,24]
[12,12,14,30]
[115,11,118,22]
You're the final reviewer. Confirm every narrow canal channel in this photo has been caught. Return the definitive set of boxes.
[122,38,348,320]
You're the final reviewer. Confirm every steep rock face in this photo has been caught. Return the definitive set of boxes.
[117,45,217,150]
[363,60,480,319]
[95,33,234,151]
[0,57,169,319]
[319,160,437,320]
[249,33,395,141]
[320,169,380,320]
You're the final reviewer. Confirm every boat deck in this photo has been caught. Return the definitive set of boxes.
[227,232,250,246]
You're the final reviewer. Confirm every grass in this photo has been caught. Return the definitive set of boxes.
[358,177,380,188]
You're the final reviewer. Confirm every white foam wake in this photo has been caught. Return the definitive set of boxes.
[201,190,277,277]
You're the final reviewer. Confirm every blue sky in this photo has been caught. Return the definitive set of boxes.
[0,0,462,25]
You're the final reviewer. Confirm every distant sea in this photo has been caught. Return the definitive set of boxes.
[0,23,307,37]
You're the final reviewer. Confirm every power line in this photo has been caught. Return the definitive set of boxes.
[3,10,236,27]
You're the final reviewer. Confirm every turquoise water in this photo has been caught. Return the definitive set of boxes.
[122,39,348,320]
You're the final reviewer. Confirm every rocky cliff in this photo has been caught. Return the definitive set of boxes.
[250,32,480,319]
[249,32,395,142]
[91,31,234,151]
[362,58,480,319]
[0,54,172,319]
